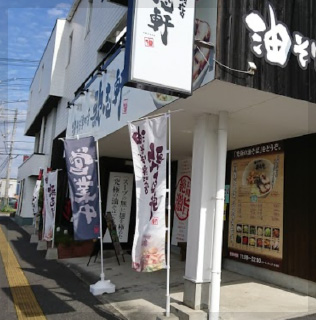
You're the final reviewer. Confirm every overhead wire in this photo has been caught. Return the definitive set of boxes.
[0,58,39,62]
[0,61,34,177]
[0,78,32,83]
[0,100,28,104]
[0,156,9,174]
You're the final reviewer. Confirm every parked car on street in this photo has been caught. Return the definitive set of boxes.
[8,197,18,209]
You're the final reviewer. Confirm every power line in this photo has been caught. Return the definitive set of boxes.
[0,108,27,113]
[4,108,18,200]
[0,58,39,63]
[0,78,32,83]
[0,100,28,104]
[0,121,26,124]
[0,57,39,62]
[0,157,9,175]
[0,153,29,156]
[3,140,33,143]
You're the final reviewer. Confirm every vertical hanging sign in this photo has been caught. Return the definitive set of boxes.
[128,115,167,272]
[171,158,191,245]
[43,170,58,241]
[64,137,100,240]
[124,0,196,97]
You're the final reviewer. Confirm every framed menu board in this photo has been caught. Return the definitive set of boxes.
[103,172,133,243]
[227,141,284,270]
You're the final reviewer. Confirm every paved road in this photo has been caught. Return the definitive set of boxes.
[2,215,316,320]
[0,216,125,320]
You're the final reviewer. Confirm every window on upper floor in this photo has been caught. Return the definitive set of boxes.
[98,13,127,56]
[40,118,47,154]
[85,0,93,38]
[107,0,128,6]
[39,64,44,92]
[67,31,73,67]
[29,90,33,105]
[34,132,40,153]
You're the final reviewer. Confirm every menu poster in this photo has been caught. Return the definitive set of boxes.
[228,141,284,270]
[105,212,124,257]
[104,172,133,243]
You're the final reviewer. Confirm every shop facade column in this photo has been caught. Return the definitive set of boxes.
[183,114,219,310]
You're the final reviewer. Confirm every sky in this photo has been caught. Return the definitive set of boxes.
[0,0,73,179]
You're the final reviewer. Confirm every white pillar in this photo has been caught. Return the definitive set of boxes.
[183,114,218,310]
[209,111,228,320]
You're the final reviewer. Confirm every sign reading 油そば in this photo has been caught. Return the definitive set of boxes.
[244,2,316,70]
[124,0,196,97]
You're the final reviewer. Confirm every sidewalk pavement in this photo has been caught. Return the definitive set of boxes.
[22,224,316,320]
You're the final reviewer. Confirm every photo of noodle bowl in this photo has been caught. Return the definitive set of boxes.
[193,19,212,90]
[141,246,165,272]
[150,92,177,109]
[242,159,274,197]
[151,19,212,108]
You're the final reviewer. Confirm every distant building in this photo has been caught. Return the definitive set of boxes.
[0,178,18,198]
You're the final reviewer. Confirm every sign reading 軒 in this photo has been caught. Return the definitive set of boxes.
[64,137,100,240]
[124,0,196,97]
[228,141,284,270]
[171,159,191,245]
[104,172,133,243]
[128,115,167,272]
[43,170,58,241]
[67,1,218,140]
[244,2,316,70]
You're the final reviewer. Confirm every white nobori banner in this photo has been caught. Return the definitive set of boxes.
[128,115,167,272]
[43,170,58,241]
[32,169,43,215]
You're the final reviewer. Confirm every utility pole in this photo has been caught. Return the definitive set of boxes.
[4,108,17,205]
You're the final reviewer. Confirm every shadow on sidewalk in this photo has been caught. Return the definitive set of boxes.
[0,217,125,320]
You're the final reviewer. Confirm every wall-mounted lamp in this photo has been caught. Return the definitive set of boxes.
[194,39,214,49]
[96,68,107,78]
[67,102,75,109]
[247,62,257,75]
[79,88,89,96]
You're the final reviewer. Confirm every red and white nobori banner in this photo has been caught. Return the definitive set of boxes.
[43,171,58,241]
[128,115,167,272]
[171,159,191,245]
[32,168,43,215]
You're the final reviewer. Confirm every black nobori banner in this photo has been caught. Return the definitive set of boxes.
[64,136,100,240]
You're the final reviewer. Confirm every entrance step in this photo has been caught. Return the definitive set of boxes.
[170,302,207,320]
[156,314,179,320]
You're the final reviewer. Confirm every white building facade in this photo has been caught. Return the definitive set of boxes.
[18,0,316,316]
[0,178,18,198]
[16,1,127,224]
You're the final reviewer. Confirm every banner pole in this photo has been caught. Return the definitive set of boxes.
[51,170,58,249]
[166,111,171,317]
[96,139,105,281]
[80,137,114,295]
